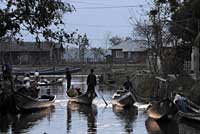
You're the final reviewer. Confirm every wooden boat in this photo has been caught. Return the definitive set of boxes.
[38,68,81,75]
[14,92,56,112]
[145,117,178,134]
[12,67,55,75]
[12,67,81,75]
[145,98,178,121]
[176,97,200,122]
[111,89,136,108]
[67,90,96,105]
[38,78,63,86]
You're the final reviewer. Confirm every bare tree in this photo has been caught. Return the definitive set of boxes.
[133,2,180,76]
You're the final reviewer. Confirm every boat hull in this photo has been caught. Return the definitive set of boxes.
[14,93,56,112]
[177,99,200,122]
[67,93,95,105]
[146,99,178,120]
[112,91,136,108]
[13,68,81,75]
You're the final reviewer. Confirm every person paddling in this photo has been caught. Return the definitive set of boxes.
[86,69,97,98]
[123,76,133,91]
[65,68,71,90]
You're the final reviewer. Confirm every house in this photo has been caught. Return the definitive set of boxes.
[0,41,65,65]
[110,40,148,63]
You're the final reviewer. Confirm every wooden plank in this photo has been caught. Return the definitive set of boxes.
[155,76,167,82]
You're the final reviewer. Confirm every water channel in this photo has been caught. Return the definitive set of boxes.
[0,75,200,134]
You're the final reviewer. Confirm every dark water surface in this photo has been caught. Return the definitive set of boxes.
[0,75,200,134]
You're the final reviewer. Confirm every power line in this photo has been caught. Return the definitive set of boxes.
[76,4,147,10]
[65,23,131,28]
[66,0,110,6]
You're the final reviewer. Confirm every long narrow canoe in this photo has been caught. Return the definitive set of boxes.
[12,67,81,75]
[14,93,56,112]
[145,99,178,121]
[67,92,95,105]
[111,90,136,108]
[38,79,63,86]
[177,97,200,122]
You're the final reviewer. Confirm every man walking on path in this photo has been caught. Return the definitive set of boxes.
[87,69,97,97]
[66,68,71,90]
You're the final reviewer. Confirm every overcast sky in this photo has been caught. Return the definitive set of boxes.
[25,0,152,48]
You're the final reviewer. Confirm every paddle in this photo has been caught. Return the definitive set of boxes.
[97,90,108,106]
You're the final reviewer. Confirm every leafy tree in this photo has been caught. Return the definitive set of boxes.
[0,0,75,43]
[169,0,200,44]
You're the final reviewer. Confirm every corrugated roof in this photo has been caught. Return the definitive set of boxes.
[110,40,147,52]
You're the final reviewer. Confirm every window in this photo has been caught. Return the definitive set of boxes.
[115,50,124,58]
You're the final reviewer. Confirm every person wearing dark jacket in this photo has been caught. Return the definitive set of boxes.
[66,68,71,90]
[87,69,97,97]
[123,76,133,91]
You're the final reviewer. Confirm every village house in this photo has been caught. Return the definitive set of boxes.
[0,41,65,65]
[110,40,148,64]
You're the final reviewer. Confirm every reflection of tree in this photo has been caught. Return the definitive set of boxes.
[112,106,138,134]
[67,102,97,134]
[0,107,55,133]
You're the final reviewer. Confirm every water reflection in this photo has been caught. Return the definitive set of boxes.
[178,119,200,134]
[112,106,138,134]
[2,75,200,134]
[0,107,55,133]
[67,102,97,134]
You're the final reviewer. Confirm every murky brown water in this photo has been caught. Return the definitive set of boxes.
[0,75,200,134]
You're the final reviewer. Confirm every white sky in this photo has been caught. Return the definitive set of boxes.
[24,0,152,48]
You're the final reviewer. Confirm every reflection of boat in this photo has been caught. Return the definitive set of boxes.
[0,107,54,133]
[67,91,96,105]
[112,105,138,133]
[111,90,136,108]
[67,101,97,134]
[14,92,56,112]
[0,92,16,114]
[145,99,178,121]
[67,101,97,114]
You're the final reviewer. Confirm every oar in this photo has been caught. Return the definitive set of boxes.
[98,91,108,106]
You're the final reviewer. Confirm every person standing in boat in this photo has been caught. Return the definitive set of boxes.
[34,70,40,82]
[0,63,13,93]
[86,69,97,97]
[0,63,16,113]
[123,76,133,91]
[173,93,187,112]
[65,68,71,90]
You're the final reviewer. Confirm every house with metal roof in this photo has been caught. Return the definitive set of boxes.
[0,41,65,65]
[109,40,148,63]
